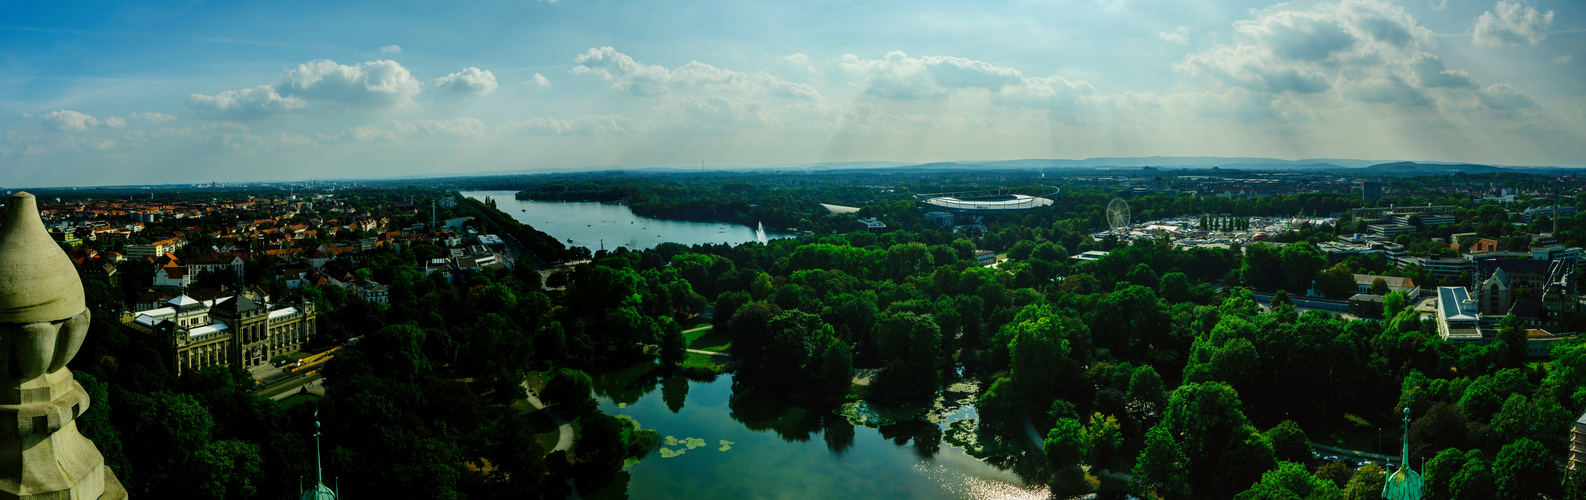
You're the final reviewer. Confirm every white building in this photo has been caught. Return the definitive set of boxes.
[1436,286,1482,342]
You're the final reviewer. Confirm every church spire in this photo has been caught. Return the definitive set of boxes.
[315,409,324,486]
[1383,406,1424,500]
[299,408,338,499]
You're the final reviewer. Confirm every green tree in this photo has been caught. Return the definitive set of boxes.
[1161,382,1276,498]
[1383,290,1410,317]
[976,378,1021,433]
[1264,420,1312,466]
[1126,263,1161,289]
[1493,438,1557,499]
[873,311,941,401]
[659,320,686,367]
[543,368,595,413]
[1314,460,1351,488]
[1233,461,1343,500]
[1159,272,1192,303]
[1131,423,1191,499]
[1009,316,1072,409]
[572,412,629,488]
[1370,277,1391,296]
[1342,464,1386,500]
[1315,264,1358,299]
[1240,243,1284,291]
[1083,413,1124,471]
[1450,455,1494,500]
[485,413,547,489]
[1495,314,1526,367]
[1044,417,1086,470]
[1279,242,1327,294]
[1127,365,1168,415]
[190,440,265,500]
[817,338,854,402]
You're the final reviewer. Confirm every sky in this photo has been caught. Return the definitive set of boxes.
[2,0,1583,187]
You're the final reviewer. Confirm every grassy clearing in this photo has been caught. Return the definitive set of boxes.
[684,325,732,352]
[682,352,730,373]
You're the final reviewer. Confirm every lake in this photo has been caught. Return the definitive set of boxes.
[460,191,798,252]
[581,363,1053,500]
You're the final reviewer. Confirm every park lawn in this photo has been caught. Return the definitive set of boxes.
[682,352,731,373]
[684,325,732,352]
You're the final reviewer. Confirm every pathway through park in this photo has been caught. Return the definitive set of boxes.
[522,381,574,454]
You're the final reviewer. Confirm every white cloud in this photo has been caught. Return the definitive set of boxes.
[201,121,250,132]
[781,53,817,74]
[572,47,819,99]
[280,59,423,106]
[129,112,177,124]
[1557,55,1572,66]
[1476,83,1536,109]
[339,118,487,143]
[102,117,127,128]
[1157,27,1191,45]
[526,73,551,87]
[434,67,499,95]
[501,115,642,135]
[31,110,101,132]
[1177,0,1495,106]
[390,118,486,137]
[185,85,307,118]
[1406,54,1473,88]
[837,51,1025,99]
[1473,1,1553,47]
[380,45,402,54]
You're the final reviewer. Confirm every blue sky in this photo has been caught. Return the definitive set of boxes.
[2,0,1582,187]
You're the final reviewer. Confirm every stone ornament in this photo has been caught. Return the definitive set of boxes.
[0,192,126,499]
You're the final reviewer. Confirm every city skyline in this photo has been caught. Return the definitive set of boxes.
[3,0,1584,187]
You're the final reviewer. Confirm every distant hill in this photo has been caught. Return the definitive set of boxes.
[1359,161,1509,176]
[974,156,1387,169]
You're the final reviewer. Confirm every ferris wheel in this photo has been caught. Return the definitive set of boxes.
[1106,198,1131,232]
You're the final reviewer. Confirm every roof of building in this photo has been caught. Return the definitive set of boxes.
[167,294,201,308]
[1349,294,1384,303]
[1477,259,1552,280]
[1438,286,1477,322]
[211,294,261,316]
[268,306,300,320]
[1354,274,1415,288]
[188,322,229,338]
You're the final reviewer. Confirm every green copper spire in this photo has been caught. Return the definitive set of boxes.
[1383,407,1423,500]
[299,409,338,500]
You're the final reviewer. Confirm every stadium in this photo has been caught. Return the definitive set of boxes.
[917,187,1059,213]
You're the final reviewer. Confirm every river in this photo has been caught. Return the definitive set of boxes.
[460,191,797,252]
[580,363,1053,500]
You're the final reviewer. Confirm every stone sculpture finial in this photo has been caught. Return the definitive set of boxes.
[0,192,86,324]
[0,191,126,499]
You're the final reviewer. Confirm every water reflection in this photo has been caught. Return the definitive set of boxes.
[582,361,1053,499]
[660,376,688,413]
